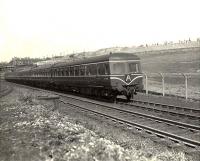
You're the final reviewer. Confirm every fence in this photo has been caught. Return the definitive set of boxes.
[142,73,200,100]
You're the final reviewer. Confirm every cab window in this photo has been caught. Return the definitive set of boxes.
[128,63,138,73]
[128,63,140,73]
[110,62,125,75]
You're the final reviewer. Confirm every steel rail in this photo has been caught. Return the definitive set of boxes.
[131,99,200,113]
[60,99,200,148]
[57,94,200,131]
[124,100,200,120]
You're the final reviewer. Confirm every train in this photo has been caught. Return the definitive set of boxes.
[5,52,144,101]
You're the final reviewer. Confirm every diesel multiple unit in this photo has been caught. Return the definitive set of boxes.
[5,53,143,101]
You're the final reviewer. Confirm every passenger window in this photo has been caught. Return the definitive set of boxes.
[104,63,109,75]
[70,67,74,76]
[85,65,90,75]
[61,69,64,76]
[75,66,79,76]
[60,70,63,76]
[65,67,69,76]
[52,70,54,77]
[57,70,60,76]
[80,65,85,76]
[97,63,105,75]
[89,64,97,75]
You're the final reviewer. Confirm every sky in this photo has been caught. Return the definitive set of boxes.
[0,0,200,62]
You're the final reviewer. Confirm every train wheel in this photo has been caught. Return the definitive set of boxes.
[111,92,117,103]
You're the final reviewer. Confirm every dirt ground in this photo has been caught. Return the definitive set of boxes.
[0,86,199,161]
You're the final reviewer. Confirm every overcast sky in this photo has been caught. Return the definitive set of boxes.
[0,0,200,62]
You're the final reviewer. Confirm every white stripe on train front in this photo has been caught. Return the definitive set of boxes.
[110,76,143,85]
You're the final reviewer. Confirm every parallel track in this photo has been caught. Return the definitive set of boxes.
[0,82,13,98]
[125,99,200,120]
[60,99,200,148]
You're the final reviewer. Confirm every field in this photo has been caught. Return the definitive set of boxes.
[136,47,200,99]
[138,47,200,74]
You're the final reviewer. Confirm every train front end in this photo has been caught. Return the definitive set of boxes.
[109,53,143,100]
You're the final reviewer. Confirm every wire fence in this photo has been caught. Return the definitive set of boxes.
[143,73,200,100]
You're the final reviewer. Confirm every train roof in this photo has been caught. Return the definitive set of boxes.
[52,52,140,68]
[7,53,140,73]
[31,63,53,71]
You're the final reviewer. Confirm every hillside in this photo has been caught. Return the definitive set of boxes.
[137,47,200,74]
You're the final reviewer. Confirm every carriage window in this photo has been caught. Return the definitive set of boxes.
[52,70,54,77]
[97,63,105,75]
[85,65,90,75]
[128,63,138,73]
[104,63,109,75]
[110,62,125,75]
[75,66,79,76]
[61,69,64,76]
[80,65,85,76]
[60,70,63,76]
[70,67,74,76]
[65,67,69,76]
[89,64,97,75]
[56,70,59,76]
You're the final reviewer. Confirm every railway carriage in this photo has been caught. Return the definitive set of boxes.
[5,52,143,101]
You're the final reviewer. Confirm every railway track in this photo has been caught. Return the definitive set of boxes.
[60,100,200,148]
[7,82,200,150]
[129,99,200,117]
[116,99,200,126]
[57,96,200,147]
[0,82,13,98]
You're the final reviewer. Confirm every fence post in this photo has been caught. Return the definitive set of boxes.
[143,73,148,94]
[182,73,188,100]
[159,73,165,96]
